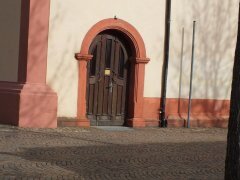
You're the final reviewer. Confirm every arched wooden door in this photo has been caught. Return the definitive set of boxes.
[86,33,130,126]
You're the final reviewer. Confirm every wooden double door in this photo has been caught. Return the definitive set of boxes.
[87,33,130,126]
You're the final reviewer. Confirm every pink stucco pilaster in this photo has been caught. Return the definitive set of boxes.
[19,0,50,83]
[0,0,57,128]
[26,0,50,83]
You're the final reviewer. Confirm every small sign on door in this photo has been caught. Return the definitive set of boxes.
[105,69,111,76]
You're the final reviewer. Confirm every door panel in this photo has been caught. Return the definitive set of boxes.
[87,33,129,126]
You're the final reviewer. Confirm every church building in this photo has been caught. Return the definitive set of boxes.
[0,0,238,128]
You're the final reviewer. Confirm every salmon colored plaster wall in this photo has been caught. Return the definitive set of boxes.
[143,98,229,128]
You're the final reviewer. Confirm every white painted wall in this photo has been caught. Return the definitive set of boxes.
[168,0,239,99]
[0,0,21,82]
[47,0,166,117]
[47,0,238,117]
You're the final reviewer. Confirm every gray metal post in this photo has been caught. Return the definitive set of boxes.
[178,27,185,115]
[187,21,196,128]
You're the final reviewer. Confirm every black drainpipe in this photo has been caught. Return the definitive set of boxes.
[160,0,172,127]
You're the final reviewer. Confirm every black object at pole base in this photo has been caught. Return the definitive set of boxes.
[161,118,168,128]
[160,110,168,128]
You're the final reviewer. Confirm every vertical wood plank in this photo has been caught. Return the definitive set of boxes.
[97,35,106,115]
[103,76,109,114]
[108,38,115,116]
[112,41,120,118]
[121,46,129,117]
[117,85,123,115]
[88,84,94,114]
[93,40,102,115]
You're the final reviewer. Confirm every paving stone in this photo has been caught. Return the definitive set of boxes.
[0,125,227,179]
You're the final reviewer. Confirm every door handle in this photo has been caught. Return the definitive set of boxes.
[109,81,113,93]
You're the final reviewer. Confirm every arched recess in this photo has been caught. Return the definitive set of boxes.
[75,18,150,127]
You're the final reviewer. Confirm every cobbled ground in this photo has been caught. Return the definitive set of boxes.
[0,125,227,180]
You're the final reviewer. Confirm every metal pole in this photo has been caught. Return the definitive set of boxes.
[178,27,184,115]
[187,21,196,128]
[160,0,172,127]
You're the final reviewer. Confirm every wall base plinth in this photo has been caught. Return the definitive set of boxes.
[0,82,57,128]
[127,118,146,128]
[167,114,228,128]
[145,119,161,127]
[76,117,90,127]
[58,117,90,127]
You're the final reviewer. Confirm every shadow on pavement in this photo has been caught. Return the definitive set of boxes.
[1,141,226,179]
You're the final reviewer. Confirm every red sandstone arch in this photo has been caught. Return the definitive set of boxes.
[75,18,150,127]
[80,18,147,58]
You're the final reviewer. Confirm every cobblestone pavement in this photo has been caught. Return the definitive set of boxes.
[0,125,227,180]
